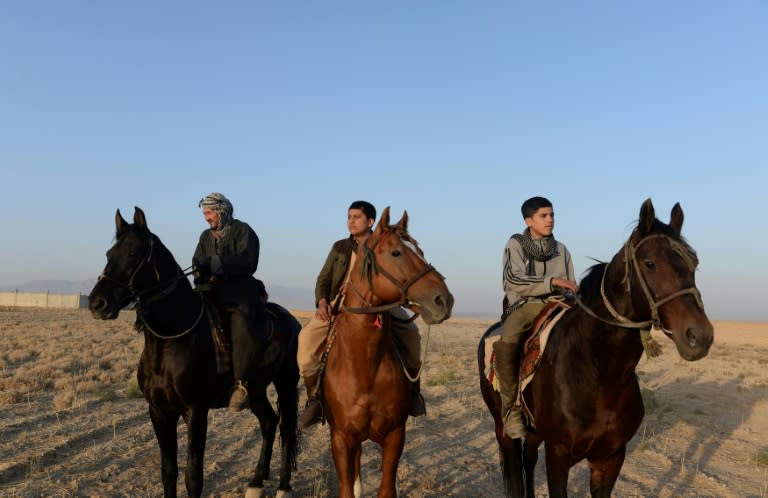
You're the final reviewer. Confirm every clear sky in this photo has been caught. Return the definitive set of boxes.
[1,2,766,320]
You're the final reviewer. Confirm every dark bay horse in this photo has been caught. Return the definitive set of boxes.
[479,199,713,497]
[323,207,454,498]
[89,207,300,498]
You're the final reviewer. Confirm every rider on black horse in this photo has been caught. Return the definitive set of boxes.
[193,192,268,412]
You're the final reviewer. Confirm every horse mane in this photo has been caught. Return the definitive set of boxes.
[577,262,607,306]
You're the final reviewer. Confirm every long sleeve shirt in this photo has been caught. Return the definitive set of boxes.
[502,236,574,311]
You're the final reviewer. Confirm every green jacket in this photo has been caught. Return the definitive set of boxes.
[314,236,358,307]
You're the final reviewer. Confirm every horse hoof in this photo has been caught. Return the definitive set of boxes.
[244,486,265,498]
[275,490,294,498]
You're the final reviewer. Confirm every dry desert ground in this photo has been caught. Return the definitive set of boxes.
[1,307,767,497]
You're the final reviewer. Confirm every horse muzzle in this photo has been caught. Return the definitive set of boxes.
[89,294,121,320]
[416,291,454,325]
[665,323,714,361]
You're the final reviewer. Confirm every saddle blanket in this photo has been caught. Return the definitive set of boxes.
[483,300,570,397]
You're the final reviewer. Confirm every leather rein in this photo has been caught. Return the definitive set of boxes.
[576,233,704,330]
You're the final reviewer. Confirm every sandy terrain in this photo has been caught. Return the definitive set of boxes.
[1,307,767,497]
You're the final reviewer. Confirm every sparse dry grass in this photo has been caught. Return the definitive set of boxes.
[0,307,140,408]
[1,309,768,497]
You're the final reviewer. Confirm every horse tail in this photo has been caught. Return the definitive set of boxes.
[272,306,301,470]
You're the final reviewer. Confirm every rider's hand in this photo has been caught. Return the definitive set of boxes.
[551,278,579,294]
[315,298,331,322]
[195,256,212,271]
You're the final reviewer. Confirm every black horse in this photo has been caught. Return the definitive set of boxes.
[89,207,300,498]
[479,199,713,497]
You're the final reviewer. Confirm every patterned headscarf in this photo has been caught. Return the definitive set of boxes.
[199,192,233,232]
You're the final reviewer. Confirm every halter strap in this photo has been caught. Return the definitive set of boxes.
[342,230,442,315]
[577,233,703,330]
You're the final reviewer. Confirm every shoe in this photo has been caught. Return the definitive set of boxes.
[298,397,322,429]
[410,391,426,417]
[228,380,249,412]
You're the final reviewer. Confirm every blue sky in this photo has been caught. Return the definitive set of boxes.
[1,2,765,320]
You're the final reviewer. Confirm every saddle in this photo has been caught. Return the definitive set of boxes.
[484,298,571,394]
[200,291,285,376]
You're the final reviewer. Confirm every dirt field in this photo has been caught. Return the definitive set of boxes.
[1,308,767,497]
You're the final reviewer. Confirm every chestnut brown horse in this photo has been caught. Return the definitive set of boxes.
[89,208,300,498]
[478,199,713,497]
[322,207,454,498]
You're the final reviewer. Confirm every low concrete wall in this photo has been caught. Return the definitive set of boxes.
[0,291,86,309]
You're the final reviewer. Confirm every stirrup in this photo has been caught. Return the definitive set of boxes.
[228,380,249,412]
[502,407,527,439]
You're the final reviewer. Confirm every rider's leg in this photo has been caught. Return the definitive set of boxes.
[296,314,332,429]
[494,301,545,438]
[390,308,425,417]
[228,305,266,412]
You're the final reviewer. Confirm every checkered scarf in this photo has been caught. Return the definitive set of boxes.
[511,228,557,275]
[199,192,233,234]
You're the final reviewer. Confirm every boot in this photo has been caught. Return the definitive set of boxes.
[407,368,426,417]
[228,379,249,412]
[492,340,526,439]
[298,373,322,429]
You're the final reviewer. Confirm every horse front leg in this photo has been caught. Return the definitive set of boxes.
[246,389,278,497]
[149,406,180,498]
[182,408,209,498]
[331,427,361,498]
[378,425,405,498]
[544,442,573,498]
[587,445,626,498]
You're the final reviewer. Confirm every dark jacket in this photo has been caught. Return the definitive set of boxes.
[193,219,261,306]
[314,236,358,307]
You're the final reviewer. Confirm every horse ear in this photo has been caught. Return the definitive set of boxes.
[638,198,656,235]
[115,209,128,235]
[133,207,148,230]
[394,210,409,230]
[669,202,684,235]
[374,206,391,235]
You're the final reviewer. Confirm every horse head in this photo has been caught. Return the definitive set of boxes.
[89,207,179,320]
[356,207,454,324]
[623,198,713,360]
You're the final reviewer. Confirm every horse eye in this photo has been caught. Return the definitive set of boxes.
[392,250,401,257]
[644,260,655,269]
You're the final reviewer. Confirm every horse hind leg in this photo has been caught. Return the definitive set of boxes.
[587,446,626,498]
[149,408,181,498]
[523,436,542,498]
[273,356,300,496]
[246,388,278,494]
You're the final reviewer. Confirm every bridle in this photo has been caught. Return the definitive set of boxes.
[343,229,443,315]
[97,231,203,338]
[577,233,704,330]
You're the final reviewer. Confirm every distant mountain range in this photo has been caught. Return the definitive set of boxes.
[1,279,316,311]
